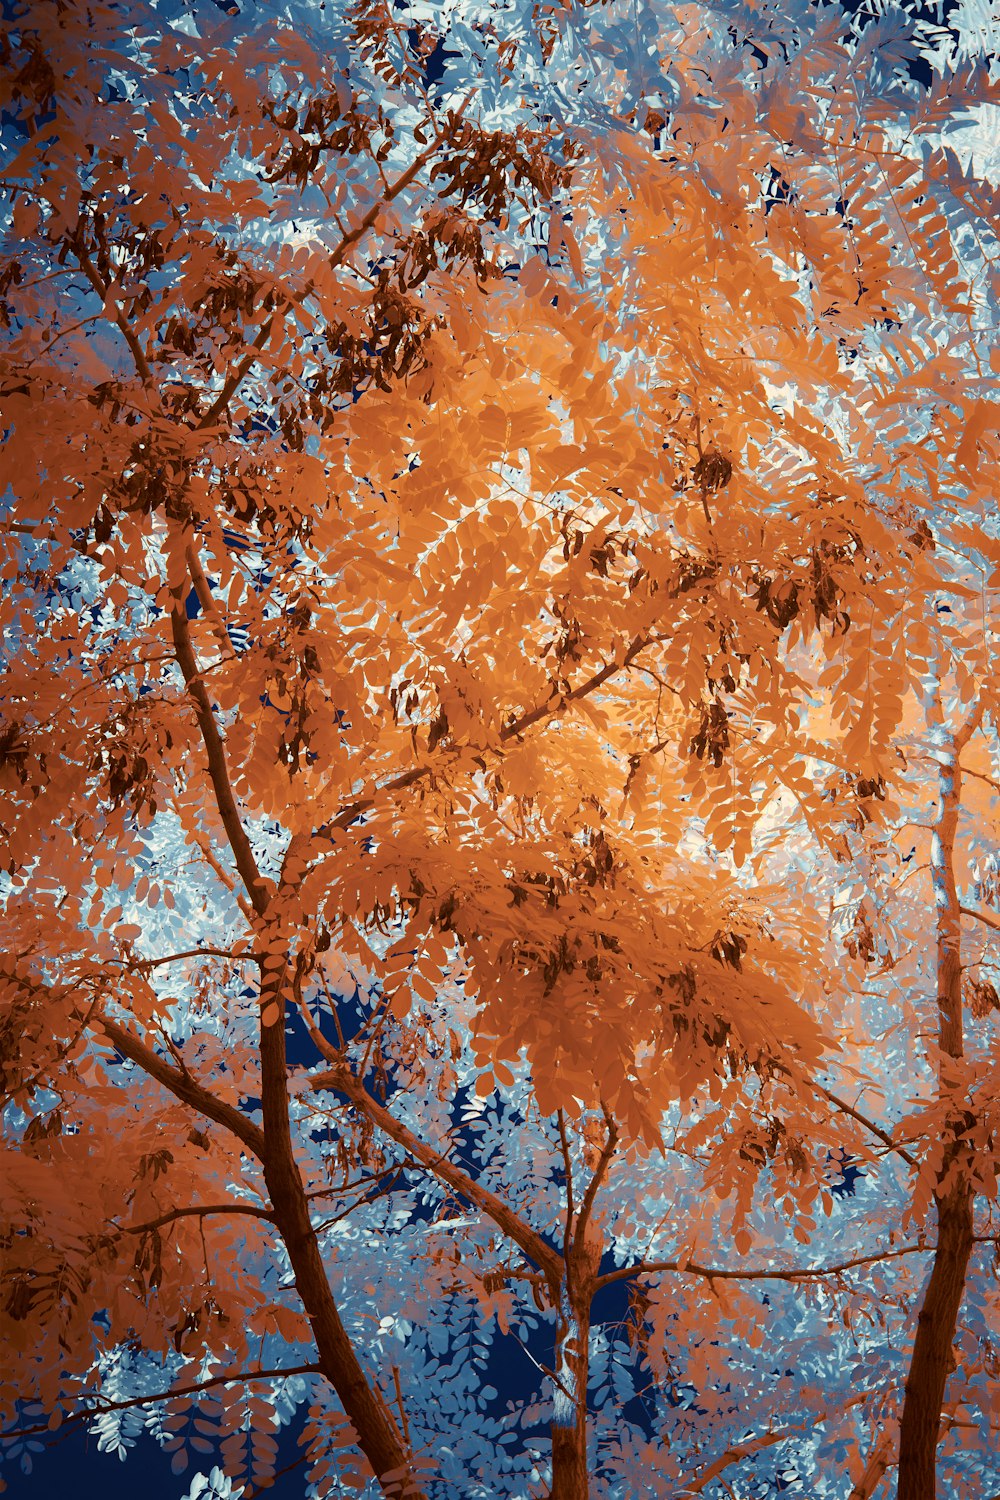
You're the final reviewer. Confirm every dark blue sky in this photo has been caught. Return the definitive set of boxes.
[1,1424,307,1499]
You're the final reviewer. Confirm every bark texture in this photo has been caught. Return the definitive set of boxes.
[897,1183,974,1499]
[549,1217,605,1500]
[897,702,980,1500]
[550,1294,591,1500]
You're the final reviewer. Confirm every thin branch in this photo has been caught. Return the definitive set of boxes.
[239,1450,310,1500]
[678,1393,870,1496]
[185,541,232,652]
[556,1110,576,1260]
[814,1082,918,1168]
[311,1064,563,1286]
[504,633,649,742]
[190,832,254,919]
[133,946,256,971]
[358,985,395,1079]
[1,1365,321,1440]
[573,1103,619,1258]
[317,961,347,1050]
[71,241,155,386]
[98,1015,266,1158]
[169,580,269,914]
[305,634,656,858]
[391,1366,411,1450]
[311,1168,404,1234]
[849,1430,894,1500]
[23,311,103,359]
[0,989,101,1108]
[115,1202,275,1235]
[194,102,475,431]
[679,1427,803,1497]
[960,903,1000,935]
[197,314,277,432]
[288,970,348,1067]
[595,1243,928,1291]
[304,1170,400,1204]
[957,697,985,750]
[957,762,1000,797]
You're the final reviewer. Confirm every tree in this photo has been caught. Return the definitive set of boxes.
[1,0,999,1496]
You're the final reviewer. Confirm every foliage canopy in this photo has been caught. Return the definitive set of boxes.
[1,0,1000,1496]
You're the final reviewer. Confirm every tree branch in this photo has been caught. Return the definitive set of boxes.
[573,1103,618,1259]
[595,1243,928,1291]
[1,1365,321,1440]
[556,1110,576,1261]
[813,1082,918,1167]
[169,584,269,914]
[308,635,655,854]
[957,762,1000,797]
[98,1015,266,1157]
[311,1168,404,1234]
[311,1065,563,1286]
[184,541,232,652]
[190,831,255,919]
[132,947,255,971]
[71,240,156,388]
[504,634,649,742]
[960,903,1000,934]
[194,103,474,431]
[116,1202,275,1235]
[678,1394,869,1496]
[196,314,278,433]
[848,1429,893,1500]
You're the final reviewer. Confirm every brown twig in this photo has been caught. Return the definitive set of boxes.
[595,1242,928,1291]
[115,1202,276,1235]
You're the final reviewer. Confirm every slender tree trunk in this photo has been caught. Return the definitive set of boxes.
[898,1181,974,1499]
[260,979,426,1499]
[897,702,980,1500]
[167,556,427,1497]
[550,1290,590,1500]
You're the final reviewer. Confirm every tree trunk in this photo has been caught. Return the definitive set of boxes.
[260,988,426,1499]
[896,701,980,1500]
[550,1291,590,1500]
[897,1181,974,1500]
[167,528,425,1495]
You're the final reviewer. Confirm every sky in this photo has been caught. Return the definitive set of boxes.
[2,1422,306,1499]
